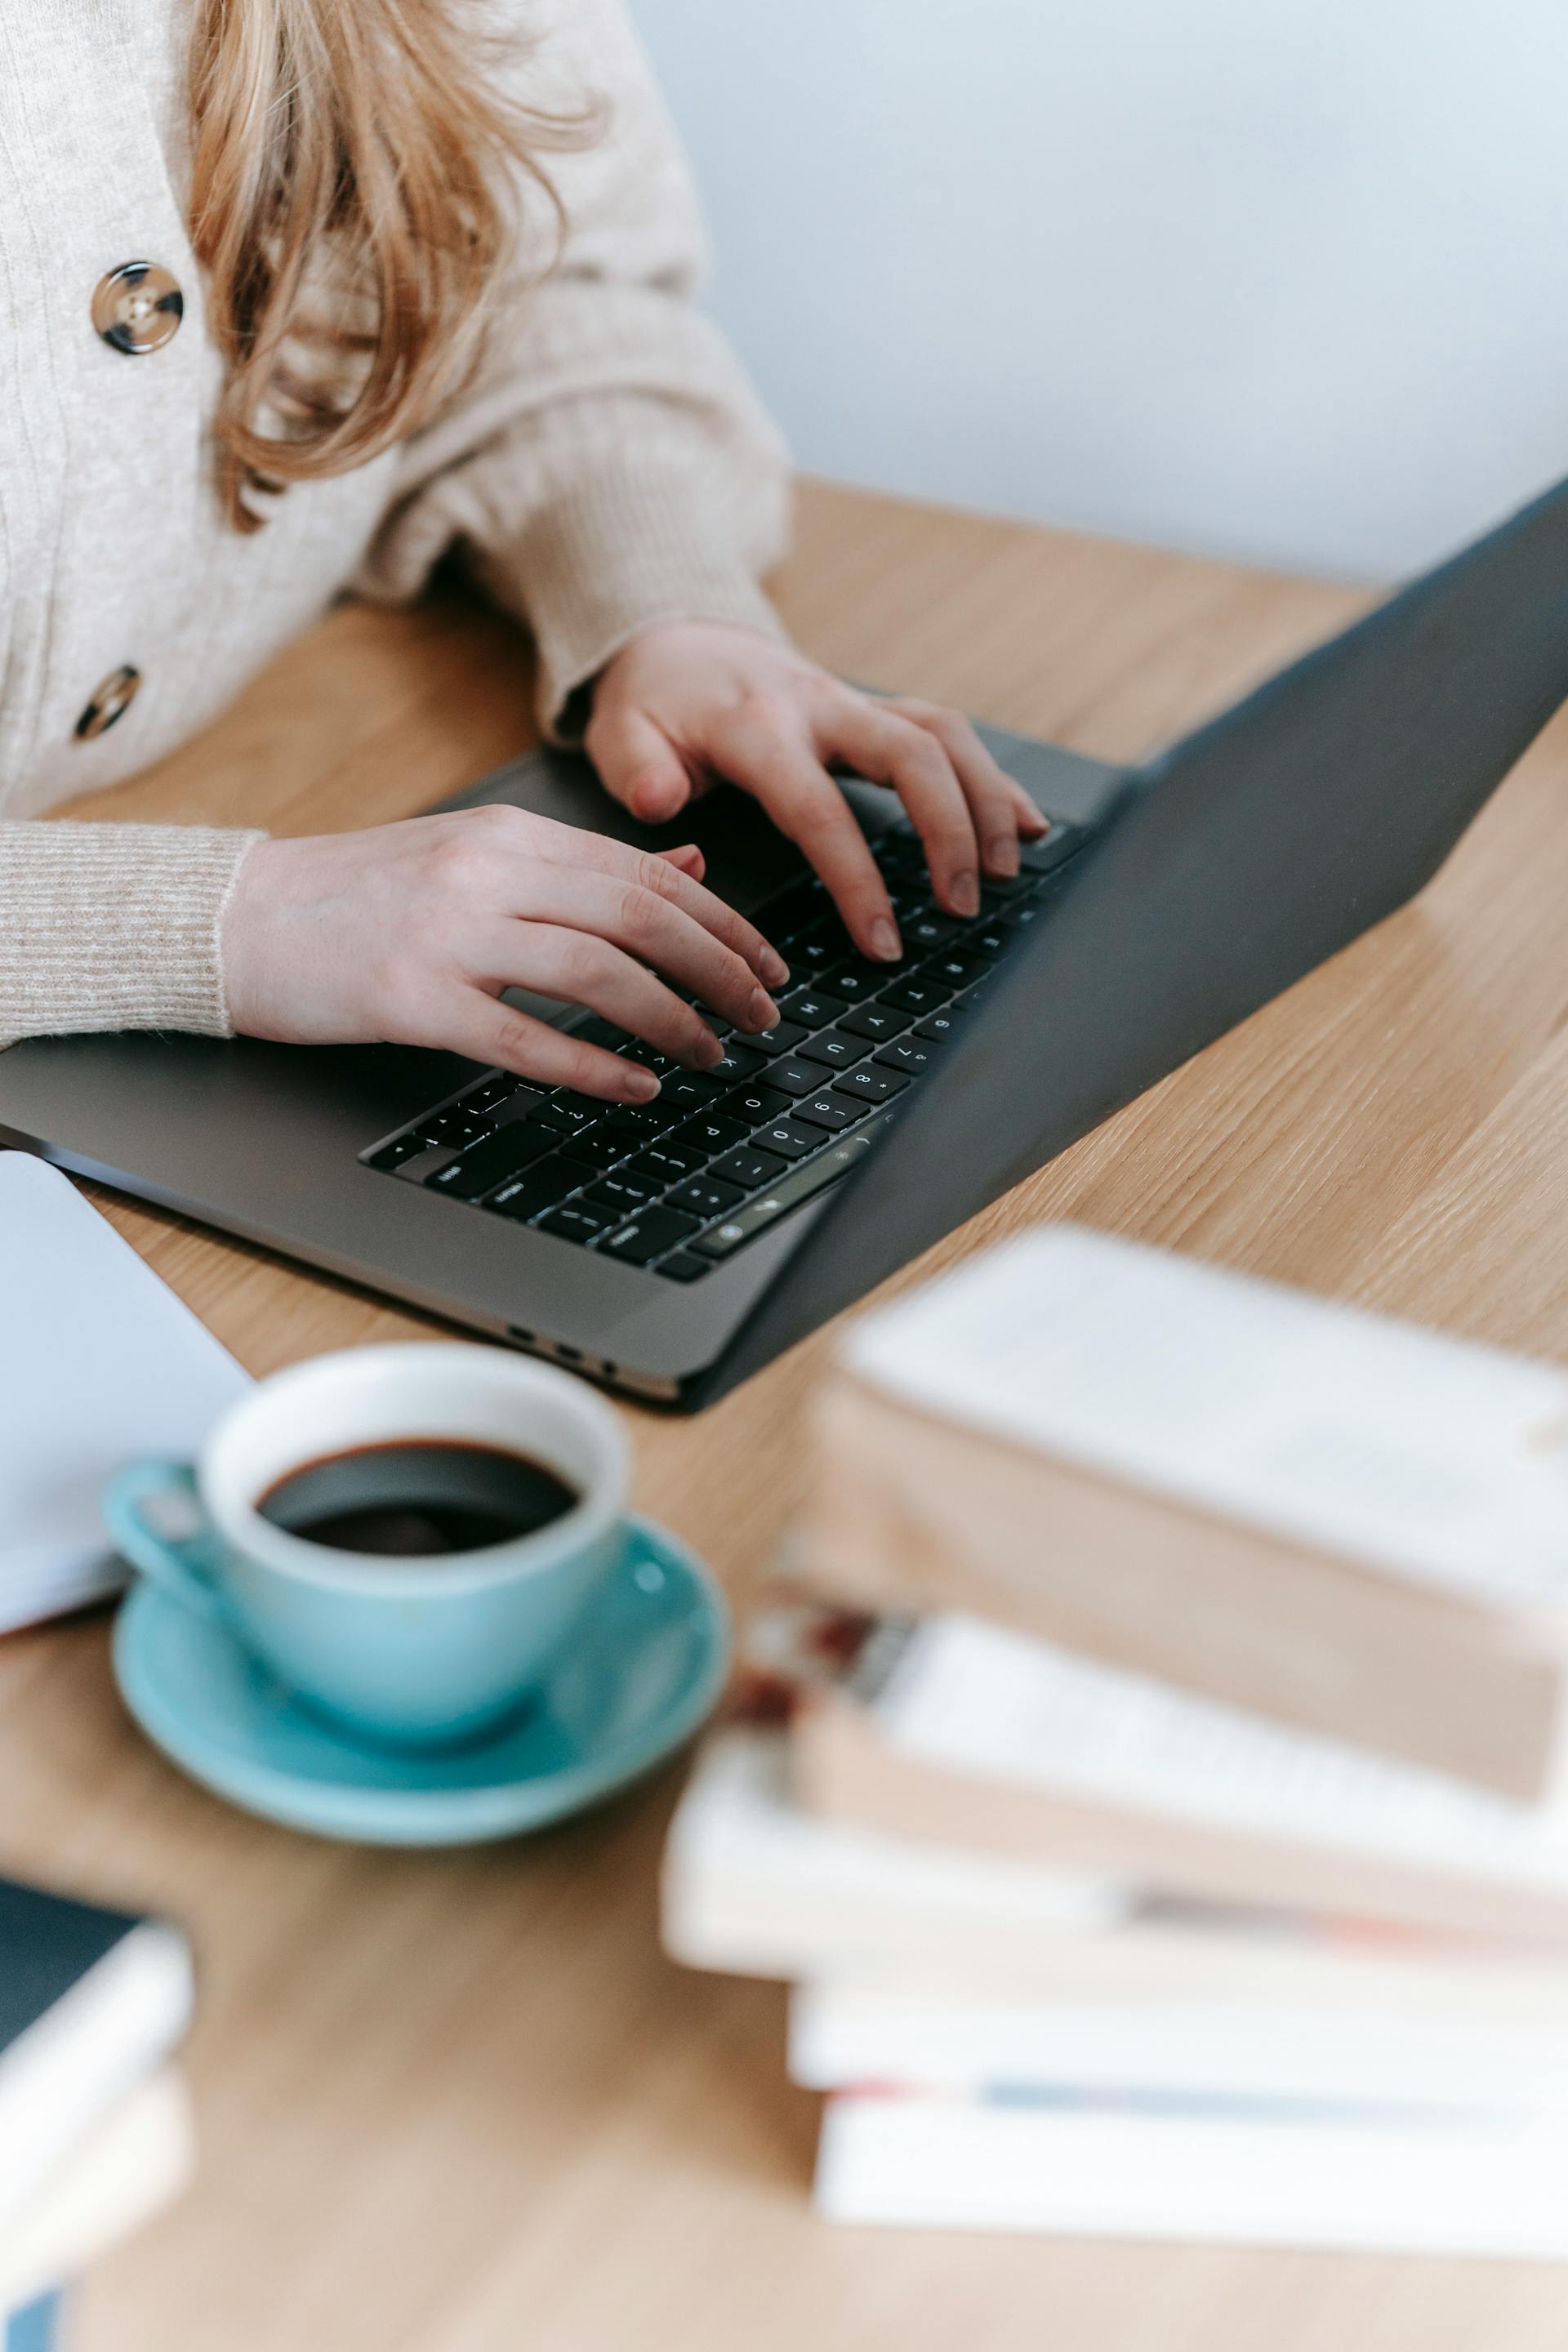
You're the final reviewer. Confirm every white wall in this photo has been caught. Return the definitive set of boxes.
[632,0,1568,579]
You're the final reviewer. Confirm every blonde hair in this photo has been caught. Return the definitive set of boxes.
[188,0,592,531]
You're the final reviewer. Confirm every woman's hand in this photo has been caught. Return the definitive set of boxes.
[586,621,1048,963]
[221,806,787,1103]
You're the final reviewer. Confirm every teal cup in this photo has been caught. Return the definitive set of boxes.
[104,1344,629,1751]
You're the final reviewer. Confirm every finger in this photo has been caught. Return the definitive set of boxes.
[715,710,902,962]
[482,869,780,1035]
[522,828,788,990]
[478,922,737,1070]
[586,706,693,825]
[822,700,981,917]
[893,701,1041,876]
[661,843,706,881]
[430,994,662,1104]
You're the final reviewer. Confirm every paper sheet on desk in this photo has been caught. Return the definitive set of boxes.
[0,1154,249,1630]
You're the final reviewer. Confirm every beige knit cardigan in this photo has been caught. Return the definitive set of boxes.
[0,0,790,1046]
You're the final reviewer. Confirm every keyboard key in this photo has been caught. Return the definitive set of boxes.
[818,960,888,1002]
[710,1145,789,1191]
[875,1037,934,1076]
[597,1206,702,1264]
[921,951,993,990]
[794,1091,859,1133]
[657,1071,728,1113]
[752,1119,818,1161]
[607,1102,683,1140]
[712,1040,768,1081]
[746,1020,809,1059]
[463,1074,529,1114]
[537,1201,613,1244]
[879,972,948,1015]
[368,1129,440,1173]
[426,1109,490,1149]
[833,1064,911,1105]
[799,1030,867,1072]
[584,1172,661,1214]
[534,1096,603,1134]
[666,1174,746,1220]
[1022,822,1081,871]
[758,1058,824,1098]
[557,1129,632,1174]
[902,909,964,951]
[670,1110,751,1157]
[693,1127,884,1258]
[777,986,848,1027]
[838,1000,910,1043]
[970,924,1011,957]
[388,1143,459,1184]
[424,1120,559,1200]
[488,1161,579,1223]
[626,1140,705,1184]
[723,1082,794,1127]
[654,1251,710,1284]
[913,1009,964,1044]
[572,1017,635,1050]
[488,1086,552,1127]
[616,1049,677,1080]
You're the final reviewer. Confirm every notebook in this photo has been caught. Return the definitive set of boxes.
[0,1152,249,1630]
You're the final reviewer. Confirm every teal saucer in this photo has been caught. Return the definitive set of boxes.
[110,1517,729,1847]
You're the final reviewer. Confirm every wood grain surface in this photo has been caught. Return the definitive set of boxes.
[7,481,1568,2350]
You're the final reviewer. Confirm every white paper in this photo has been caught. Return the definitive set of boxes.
[0,1155,249,1628]
[845,1225,1568,1610]
[874,1613,1568,1885]
[815,2095,1568,2254]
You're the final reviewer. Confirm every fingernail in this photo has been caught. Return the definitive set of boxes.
[871,917,902,962]
[1022,808,1050,837]
[696,1029,727,1067]
[761,947,790,988]
[746,987,780,1032]
[623,1065,660,1101]
[987,835,1020,878]
[951,871,980,917]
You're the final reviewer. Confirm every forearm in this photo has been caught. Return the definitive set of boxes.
[0,822,264,1046]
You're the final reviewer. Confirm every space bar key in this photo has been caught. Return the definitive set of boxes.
[692,1125,884,1259]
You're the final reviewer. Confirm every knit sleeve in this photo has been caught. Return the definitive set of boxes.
[0,822,263,1047]
[353,0,792,739]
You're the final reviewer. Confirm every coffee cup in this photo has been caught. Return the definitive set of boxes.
[104,1344,629,1750]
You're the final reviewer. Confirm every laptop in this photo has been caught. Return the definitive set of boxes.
[4,474,1568,1408]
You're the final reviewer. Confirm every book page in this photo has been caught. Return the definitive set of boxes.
[844,1226,1568,1610]
[873,1614,1568,1886]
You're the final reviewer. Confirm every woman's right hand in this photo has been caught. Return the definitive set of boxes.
[220,805,788,1103]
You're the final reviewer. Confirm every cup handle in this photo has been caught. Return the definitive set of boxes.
[104,1460,227,1623]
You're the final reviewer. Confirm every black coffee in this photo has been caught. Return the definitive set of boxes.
[257,1440,577,1558]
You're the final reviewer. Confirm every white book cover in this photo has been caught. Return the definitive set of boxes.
[858,1610,1568,1890]
[844,1225,1568,1614]
[0,1155,249,1630]
[662,1731,1127,1977]
[791,1983,1568,2112]
[816,2094,1568,2256]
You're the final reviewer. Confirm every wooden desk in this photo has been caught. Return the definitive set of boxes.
[8,483,1568,2352]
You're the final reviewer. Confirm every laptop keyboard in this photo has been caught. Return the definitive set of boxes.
[363,815,1083,1281]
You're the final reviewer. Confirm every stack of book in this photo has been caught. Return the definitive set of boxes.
[0,1878,195,2346]
[663,1227,1568,2253]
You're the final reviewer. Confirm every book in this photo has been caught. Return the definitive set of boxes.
[0,1152,249,1632]
[813,2091,1568,2254]
[790,1981,1568,2114]
[0,2070,194,2314]
[662,1727,1129,1983]
[791,1610,1568,1941]
[804,1225,1568,1798]
[665,1718,1568,2020]
[0,1878,193,2231]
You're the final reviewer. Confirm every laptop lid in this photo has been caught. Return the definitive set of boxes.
[692,470,1568,1404]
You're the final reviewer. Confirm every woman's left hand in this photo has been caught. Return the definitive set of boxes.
[586,621,1047,967]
